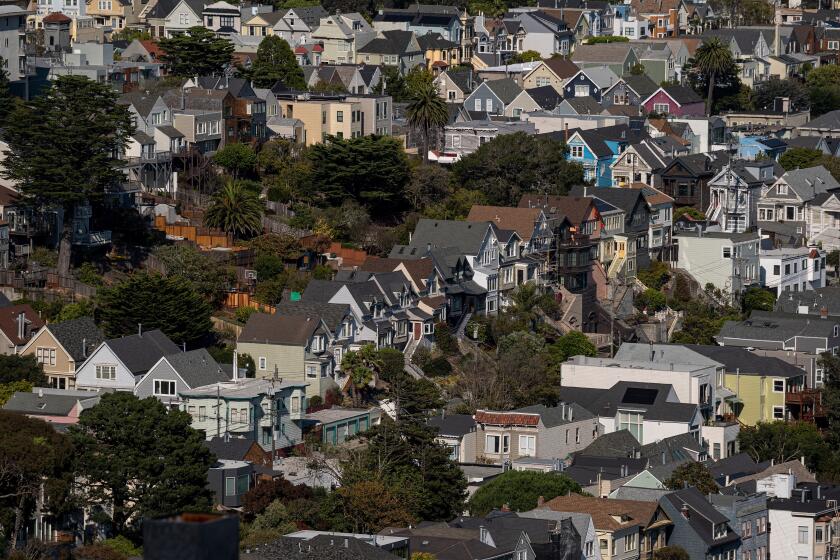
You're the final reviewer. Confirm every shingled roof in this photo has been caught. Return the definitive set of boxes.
[540,495,658,532]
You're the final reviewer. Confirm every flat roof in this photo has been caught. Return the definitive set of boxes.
[564,355,707,372]
[305,407,374,424]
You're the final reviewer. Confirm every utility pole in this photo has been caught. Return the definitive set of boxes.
[215,384,221,438]
[269,379,277,463]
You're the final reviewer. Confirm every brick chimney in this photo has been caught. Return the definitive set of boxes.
[820,306,828,319]
[537,496,545,507]
[501,503,511,512]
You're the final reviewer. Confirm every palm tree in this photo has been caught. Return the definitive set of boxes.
[341,345,383,406]
[693,38,733,117]
[406,81,449,163]
[203,179,264,239]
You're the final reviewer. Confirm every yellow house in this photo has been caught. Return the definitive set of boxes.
[522,58,579,94]
[721,368,808,426]
[86,0,128,30]
[275,98,363,146]
[18,317,104,390]
[241,12,281,37]
[417,32,460,72]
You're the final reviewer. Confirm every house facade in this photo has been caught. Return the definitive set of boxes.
[18,317,103,390]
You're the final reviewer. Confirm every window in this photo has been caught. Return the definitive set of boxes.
[714,523,727,539]
[485,99,493,112]
[600,539,608,551]
[773,406,785,420]
[486,434,501,453]
[654,103,670,114]
[336,110,343,122]
[518,435,536,456]
[306,365,317,378]
[225,477,235,496]
[816,526,824,543]
[773,265,780,275]
[585,541,593,556]
[570,145,584,158]
[36,347,56,366]
[618,410,643,442]
[474,98,481,111]
[198,406,206,421]
[154,379,176,396]
[723,247,732,259]
[574,84,589,97]
[773,379,785,392]
[258,357,267,370]
[503,434,510,453]
[742,520,752,537]
[237,474,249,495]
[624,533,637,552]
[575,427,580,444]
[291,396,300,413]
[757,517,766,534]
[95,364,116,380]
[798,526,809,544]
[536,77,550,87]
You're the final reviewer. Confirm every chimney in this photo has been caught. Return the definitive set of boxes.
[182,342,187,352]
[537,495,545,507]
[232,351,238,380]
[680,504,690,519]
[16,312,24,341]
[138,324,142,337]
[820,306,828,319]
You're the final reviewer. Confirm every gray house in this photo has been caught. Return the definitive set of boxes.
[134,348,231,408]
[463,77,539,117]
[659,487,741,560]
[356,29,424,75]
[207,459,253,508]
[601,74,658,109]
[563,67,619,103]
[709,492,769,560]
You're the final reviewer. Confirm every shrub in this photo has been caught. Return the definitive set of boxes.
[635,289,667,312]
[468,471,581,515]
[637,261,670,290]
[434,322,457,355]
[423,356,452,377]
[235,306,257,324]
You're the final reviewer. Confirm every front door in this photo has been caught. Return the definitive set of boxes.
[413,322,422,340]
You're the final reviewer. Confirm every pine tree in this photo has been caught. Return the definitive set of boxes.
[246,36,306,89]
[159,26,234,77]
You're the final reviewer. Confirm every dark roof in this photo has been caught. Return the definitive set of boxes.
[104,329,180,376]
[514,403,594,426]
[275,301,351,332]
[542,56,580,78]
[572,185,646,214]
[661,84,703,105]
[564,96,604,115]
[526,85,563,110]
[802,109,840,130]
[3,391,98,416]
[579,429,640,457]
[358,30,419,55]
[681,343,807,378]
[484,77,524,105]
[242,536,398,560]
[707,453,765,482]
[391,219,491,258]
[239,313,320,346]
[665,153,718,177]
[776,286,840,315]
[445,69,474,94]
[663,487,739,547]
[163,348,230,388]
[428,413,476,437]
[118,91,161,117]
[559,381,699,423]
[301,279,345,303]
[621,74,658,98]
[416,32,457,50]
[565,454,648,485]
[48,317,104,363]
[205,436,260,461]
[449,514,556,550]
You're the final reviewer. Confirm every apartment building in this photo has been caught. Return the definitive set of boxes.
[273,92,392,145]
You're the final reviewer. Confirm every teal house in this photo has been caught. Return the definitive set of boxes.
[306,407,381,445]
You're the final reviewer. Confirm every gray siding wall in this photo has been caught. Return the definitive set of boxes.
[601,83,642,107]
[539,418,599,460]
[464,85,504,114]
[134,360,182,402]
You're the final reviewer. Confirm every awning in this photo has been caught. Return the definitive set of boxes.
[716,387,736,399]
[646,519,673,530]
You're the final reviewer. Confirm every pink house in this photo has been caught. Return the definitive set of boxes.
[2,388,100,425]
[642,85,705,117]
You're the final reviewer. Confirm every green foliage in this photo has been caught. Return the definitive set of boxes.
[306,135,410,214]
[805,66,840,116]
[434,321,457,355]
[452,133,583,206]
[586,35,629,44]
[816,353,840,465]
[235,306,257,324]
[423,356,453,377]
[253,269,310,304]
[684,38,739,115]
[737,420,832,472]
[254,253,285,281]
[406,80,449,163]
[204,180,264,239]
[242,35,305,89]
[629,62,646,75]
[549,331,597,362]
[508,49,542,62]
[381,66,406,101]
[0,354,46,385]
[653,546,691,560]
[341,344,382,406]
[674,206,705,221]
[406,163,452,211]
[637,261,671,290]
[101,536,141,558]
[635,288,667,312]
[743,287,775,313]
[69,393,214,535]
[2,76,134,209]
[423,188,487,220]
[0,57,16,127]
[159,27,234,77]
[780,147,823,171]
[110,28,151,42]
[75,262,103,287]
[30,247,58,268]
[312,264,333,280]
[311,79,348,94]
[153,244,230,305]
[664,462,718,494]
[243,500,298,546]
[96,272,212,345]
[248,233,304,260]
[753,77,808,112]
[55,300,94,323]
[0,380,32,406]
[468,471,580,515]
[213,143,258,177]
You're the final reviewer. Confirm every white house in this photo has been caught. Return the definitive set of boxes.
[672,229,761,301]
[74,329,180,392]
[760,246,826,296]
[134,348,232,408]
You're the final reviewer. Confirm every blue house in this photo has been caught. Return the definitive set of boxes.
[564,129,615,186]
[738,135,787,161]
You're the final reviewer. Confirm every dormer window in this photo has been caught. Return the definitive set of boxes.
[778,184,788,195]
[713,523,727,539]
[311,335,324,353]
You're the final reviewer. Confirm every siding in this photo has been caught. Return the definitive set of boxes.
[134,359,183,405]
[75,345,136,391]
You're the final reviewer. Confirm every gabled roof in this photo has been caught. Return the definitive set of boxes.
[466,205,543,241]
[161,347,230,388]
[541,56,580,78]
[540,495,658,532]
[358,30,419,55]
[391,218,492,258]
[239,313,321,346]
[302,279,346,303]
[483,77,524,105]
[647,84,703,106]
[775,286,840,315]
[514,403,595,426]
[416,32,457,50]
[102,329,180,376]
[526,85,563,111]
[621,73,659,99]
[717,313,840,353]
[563,96,605,115]
[43,12,72,23]
[441,68,474,94]
[777,165,840,201]
[118,91,162,118]
[568,128,613,158]
[275,301,352,332]
[428,413,476,437]
[560,381,698,423]
[48,317,104,363]
[578,66,620,90]
[3,390,100,416]
[572,43,635,64]
[663,487,739,547]
[518,194,596,225]
[575,185,647,214]
[0,304,43,347]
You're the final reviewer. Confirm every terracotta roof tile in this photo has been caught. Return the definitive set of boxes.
[466,205,542,241]
[43,12,71,23]
[474,410,540,426]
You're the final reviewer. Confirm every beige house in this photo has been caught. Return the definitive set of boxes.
[18,317,104,390]
[312,12,374,64]
[522,60,574,94]
[275,98,363,145]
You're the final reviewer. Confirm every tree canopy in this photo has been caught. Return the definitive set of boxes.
[96,272,212,345]
[0,354,46,385]
[213,143,258,178]
[468,471,581,515]
[684,39,739,115]
[159,27,234,77]
[152,244,231,305]
[2,76,133,209]
[737,420,832,472]
[664,462,718,495]
[452,133,584,206]
[779,147,824,171]
[69,393,215,535]
[243,35,306,89]
[204,179,265,239]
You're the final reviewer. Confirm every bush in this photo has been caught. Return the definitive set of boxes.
[465,317,489,343]
[235,306,257,324]
[423,356,453,377]
[434,322,457,355]
[635,289,667,313]
[637,261,670,290]
[101,536,141,557]
[308,395,322,408]
[468,471,581,515]
[73,544,127,560]
[75,262,103,286]
[412,346,432,369]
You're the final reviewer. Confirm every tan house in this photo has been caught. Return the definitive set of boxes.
[522,58,578,94]
[276,98,363,145]
[19,317,104,390]
[86,0,129,30]
[312,12,375,64]
[417,32,460,72]
[240,12,282,37]
[0,304,43,356]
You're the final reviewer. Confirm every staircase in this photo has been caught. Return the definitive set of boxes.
[607,255,626,279]
[706,203,722,225]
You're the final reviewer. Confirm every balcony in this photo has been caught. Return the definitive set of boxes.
[786,388,825,420]
[123,151,173,166]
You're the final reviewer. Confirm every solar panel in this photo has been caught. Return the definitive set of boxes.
[622,387,658,405]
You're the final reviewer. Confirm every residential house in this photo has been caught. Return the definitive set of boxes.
[180,378,308,454]
[428,413,478,463]
[172,109,224,153]
[760,246,826,296]
[737,135,787,161]
[74,329,181,392]
[632,43,677,84]
[355,29,424,74]
[146,0,203,38]
[796,108,840,138]
[0,6,30,83]
[463,77,540,117]
[448,514,587,560]
[560,381,703,445]
[271,90,391,144]
[709,492,770,560]
[525,85,563,111]
[659,488,741,560]
[673,230,761,300]
[185,76,268,142]
[134,348,231,408]
[563,67,620,102]
[442,119,536,159]
[2,388,100,426]
[417,32,460,71]
[523,57,579,94]
[610,140,672,187]
[571,42,639,77]
[707,159,780,233]
[118,90,180,192]
[566,129,617,186]
[312,12,375,64]
[760,165,840,233]
[19,316,104,390]
[0,304,43,355]
[203,1,240,36]
[433,68,474,103]
[657,152,722,211]
[639,185,675,260]
[258,6,325,44]
[472,403,598,464]
[495,10,574,59]
[601,74,658,110]
[207,459,254,508]
[611,3,649,40]
[305,406,379,445]
[767,485,840,560]
[465,205,552,256]
[718,308,837,391]
[85,0,128,31]
[537,494,667,560]
[372,5,462,43]
[555,97,608,116]
[642,85,704,117]
[205,435,272,467]
[806,188,840,251]
[518,510,599,560]
[237,311,344,400]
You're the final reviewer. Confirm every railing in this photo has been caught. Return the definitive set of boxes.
[123,151,173,165]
